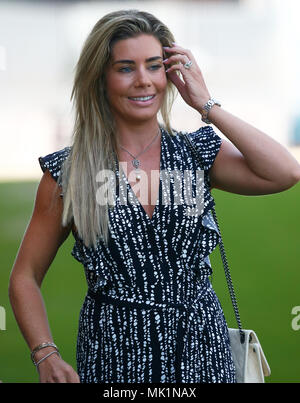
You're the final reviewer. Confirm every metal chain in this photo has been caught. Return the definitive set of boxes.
[183,133,245,343]
[118,127,161,163]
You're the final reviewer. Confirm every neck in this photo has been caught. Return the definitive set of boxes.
[115,118,161,152]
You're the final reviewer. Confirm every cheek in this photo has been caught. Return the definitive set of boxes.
[112,76,130,91]
[106,72,130,99]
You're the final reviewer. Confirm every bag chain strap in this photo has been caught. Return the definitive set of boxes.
[183,133,245,343]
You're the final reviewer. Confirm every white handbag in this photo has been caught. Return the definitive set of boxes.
[184,133,272,383]
[228,328,271,383]
[210,206,272,383]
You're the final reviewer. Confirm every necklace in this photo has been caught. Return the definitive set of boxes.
[118,128,161,181]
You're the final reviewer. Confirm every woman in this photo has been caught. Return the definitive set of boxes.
[9,9,300,383]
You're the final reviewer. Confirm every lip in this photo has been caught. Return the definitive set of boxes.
[128,94,156,106]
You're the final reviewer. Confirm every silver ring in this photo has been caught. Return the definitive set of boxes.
[183,60,193,70]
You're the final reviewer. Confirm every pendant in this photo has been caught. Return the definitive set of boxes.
[132,159,140,169]
[132,159,141,181]
[135,170,141,181]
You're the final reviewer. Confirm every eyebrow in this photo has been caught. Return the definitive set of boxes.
[112,56,163,65]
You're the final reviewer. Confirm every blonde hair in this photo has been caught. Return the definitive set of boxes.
[60,9,177,248]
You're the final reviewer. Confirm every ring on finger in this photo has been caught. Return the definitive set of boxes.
[183,60,193,70]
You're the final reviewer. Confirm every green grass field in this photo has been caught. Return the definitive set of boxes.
[0,180,300,383]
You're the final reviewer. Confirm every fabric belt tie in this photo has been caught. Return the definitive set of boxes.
[87,277,211,382]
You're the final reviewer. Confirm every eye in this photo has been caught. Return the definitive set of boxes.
[149,64,163,71]
[119,66,132,73]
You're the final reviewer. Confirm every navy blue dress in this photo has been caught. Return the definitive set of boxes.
[38,125,236,383]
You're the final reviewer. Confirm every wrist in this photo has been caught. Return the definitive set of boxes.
[195,95,211,114]
[34,346,59,363]
[36,350,61,370]
[30,341,60,366]
[199,98,222,124]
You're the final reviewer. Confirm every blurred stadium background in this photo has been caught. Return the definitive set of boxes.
[0,0,300,383]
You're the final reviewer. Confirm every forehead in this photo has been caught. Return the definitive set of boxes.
[111,34,163,60]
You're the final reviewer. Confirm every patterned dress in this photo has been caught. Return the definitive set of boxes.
[38,125,236,383]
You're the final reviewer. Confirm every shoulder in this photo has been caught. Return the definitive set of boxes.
[38,146,71,184]
[185,126,222,150]
[171,126,223,171]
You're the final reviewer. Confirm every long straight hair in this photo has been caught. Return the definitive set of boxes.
[59,10,177,248]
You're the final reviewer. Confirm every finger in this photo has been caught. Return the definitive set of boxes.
[68,371,81,383]
[163,46,186,57]
[163,54,190,66]
[166,61,193,79]
[63,365,81,383]
[167,69,186,92]
[163,47,195,73]
[166,64,189,92]
[165,62,184,75]
[163,44,194,60]
[171,42,192,54]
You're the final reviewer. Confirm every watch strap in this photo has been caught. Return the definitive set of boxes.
[201,98,221,124]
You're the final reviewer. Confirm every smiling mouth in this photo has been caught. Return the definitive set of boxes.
[128,95,155,102]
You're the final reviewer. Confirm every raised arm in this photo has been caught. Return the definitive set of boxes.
[207,107,300,195]
[163,43,300,195]
[8,170,80,383]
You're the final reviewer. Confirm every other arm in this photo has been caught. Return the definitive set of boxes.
[9,170,80,383]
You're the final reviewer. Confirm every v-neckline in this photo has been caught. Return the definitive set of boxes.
[116,127,163,224]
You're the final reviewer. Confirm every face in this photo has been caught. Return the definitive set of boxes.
[105,34,167,126]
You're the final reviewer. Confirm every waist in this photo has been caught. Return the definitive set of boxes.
[87,278,211,312]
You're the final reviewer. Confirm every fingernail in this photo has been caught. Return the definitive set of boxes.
[163,58,168,63]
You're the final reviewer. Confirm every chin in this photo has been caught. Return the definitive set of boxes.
[126,109,160,123]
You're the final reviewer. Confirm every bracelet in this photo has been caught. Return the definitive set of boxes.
[30,342,59,364]
[35,350,61,369]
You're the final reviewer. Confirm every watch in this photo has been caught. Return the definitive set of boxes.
[201,98,221,124]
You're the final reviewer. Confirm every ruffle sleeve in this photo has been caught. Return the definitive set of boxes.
[188,125,222,187]
[180,125,222,218]
[38,146,71,187]
[184,126,222,279]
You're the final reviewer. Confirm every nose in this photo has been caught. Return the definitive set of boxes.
[134,66,152,87]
